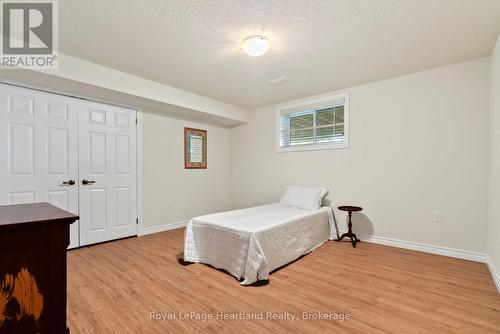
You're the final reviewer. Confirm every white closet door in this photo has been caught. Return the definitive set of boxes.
[0,83,80,248]
[78,100,137,246]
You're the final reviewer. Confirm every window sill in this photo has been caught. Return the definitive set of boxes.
[276,142,349,153]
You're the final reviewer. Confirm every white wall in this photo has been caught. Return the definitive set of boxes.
[230,58,490,253]
[488,34,500,286]
[141,110,232,229]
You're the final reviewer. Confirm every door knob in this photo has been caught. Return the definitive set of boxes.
[82,179,96,185]
[62,179,76,186]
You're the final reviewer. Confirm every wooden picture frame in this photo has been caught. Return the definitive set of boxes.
[184,127,207,169]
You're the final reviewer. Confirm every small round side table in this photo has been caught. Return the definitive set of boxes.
[336,206,363,248]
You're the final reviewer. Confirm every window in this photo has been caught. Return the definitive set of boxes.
[277,93,349,152]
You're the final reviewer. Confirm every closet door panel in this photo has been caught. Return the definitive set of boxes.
[78,100,137,246]
[0,84,80,248]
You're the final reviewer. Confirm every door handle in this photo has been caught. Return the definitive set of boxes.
[82,179,96,185]
[62,179,76,186]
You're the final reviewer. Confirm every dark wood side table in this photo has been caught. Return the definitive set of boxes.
[0,203,79,334]
[336,206,363,248]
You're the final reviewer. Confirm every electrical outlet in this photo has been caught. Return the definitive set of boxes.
[432,211,443,223]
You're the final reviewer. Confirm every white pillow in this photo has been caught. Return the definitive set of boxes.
[279,186,329,211]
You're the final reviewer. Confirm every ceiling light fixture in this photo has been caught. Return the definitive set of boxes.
[242,35,270,57]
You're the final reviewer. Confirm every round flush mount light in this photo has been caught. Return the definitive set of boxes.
[242,35,270,57]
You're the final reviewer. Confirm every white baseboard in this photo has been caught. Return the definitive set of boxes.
[338,230,488,263]
[487,258,500,294]
[138,221,188,236]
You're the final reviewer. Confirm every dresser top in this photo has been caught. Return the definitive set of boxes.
[0,202,79,231]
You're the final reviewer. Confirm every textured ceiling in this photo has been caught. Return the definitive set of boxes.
[59,0,500,109]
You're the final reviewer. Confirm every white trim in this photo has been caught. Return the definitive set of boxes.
[338,230,488,263]
[136,110,144,235]
[277,141,349,152]
[138,221,188,236]
[487,258,500,294]
[276,92,350,153]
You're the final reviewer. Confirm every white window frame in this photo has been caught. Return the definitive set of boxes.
[276,92,349,153]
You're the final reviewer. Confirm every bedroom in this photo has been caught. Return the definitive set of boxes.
[0,0,499,333]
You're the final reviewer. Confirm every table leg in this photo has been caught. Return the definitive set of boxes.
[335,210,360,248]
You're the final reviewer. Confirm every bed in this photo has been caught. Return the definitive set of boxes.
[183,198,335,285]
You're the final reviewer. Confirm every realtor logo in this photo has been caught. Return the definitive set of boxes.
[1,0,58,69]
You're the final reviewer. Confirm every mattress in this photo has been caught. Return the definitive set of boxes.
[183,203,335,285]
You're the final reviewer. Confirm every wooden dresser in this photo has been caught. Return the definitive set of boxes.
[0,203,78,334]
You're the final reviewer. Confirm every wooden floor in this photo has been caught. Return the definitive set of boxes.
[67,229,500,334]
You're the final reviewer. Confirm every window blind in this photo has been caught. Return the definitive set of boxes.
[279,96,346,149]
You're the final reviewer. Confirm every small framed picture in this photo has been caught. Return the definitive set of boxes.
[184,127,207,169]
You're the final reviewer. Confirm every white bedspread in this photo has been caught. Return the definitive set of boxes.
[183,203,335,285]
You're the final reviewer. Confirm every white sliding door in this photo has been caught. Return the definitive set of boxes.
[78,100,137,246]
[0,83,80,248]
